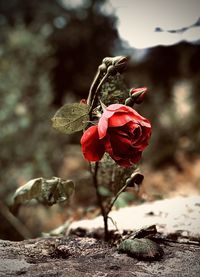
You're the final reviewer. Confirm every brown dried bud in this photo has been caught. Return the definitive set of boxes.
[126,173,144,189]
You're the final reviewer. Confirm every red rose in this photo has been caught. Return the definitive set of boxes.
[81,104,151,167]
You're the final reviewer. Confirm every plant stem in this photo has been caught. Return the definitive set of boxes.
[87,69,102,107]
[106,183,128,215]
[89,72,110,116]
[90,162,109,241]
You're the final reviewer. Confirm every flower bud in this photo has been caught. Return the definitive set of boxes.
[126,173,144,191]
[98,63,107,73]
[102,57,113,67]
[102,56,128,75]
[107,65,118,76]
[130,87,147,104]
[112,56,128,74]
[125,97,134,107]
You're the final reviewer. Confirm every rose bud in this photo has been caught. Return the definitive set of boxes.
[112,56,128,74]
[126,173,144,192]
[98,63,107,73]
[130,87,148,104]
[102,56,128,75]
[125,97,134,107]
[102,57,113,67]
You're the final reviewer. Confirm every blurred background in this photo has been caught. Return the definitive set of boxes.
[0,0,200,240]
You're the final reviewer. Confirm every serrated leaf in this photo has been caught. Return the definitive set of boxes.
[52,103,89,134]
[12,177,75,213]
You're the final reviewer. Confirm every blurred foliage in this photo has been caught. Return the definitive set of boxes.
[0,0,119,205]
[126,42,200,167]
[0,0,119,105]
[0,25,67,201]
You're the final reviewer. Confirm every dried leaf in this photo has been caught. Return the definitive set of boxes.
[52,103,89,134]
[12,177,75,213]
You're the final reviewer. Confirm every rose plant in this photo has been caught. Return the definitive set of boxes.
[11,56,152,242]
[51,56,152,240]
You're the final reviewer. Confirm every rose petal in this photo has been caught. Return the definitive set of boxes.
[107,128,132,157]
[133,126,151,150]
[108,112,136,127]
[106,104,128,112]
[81,125,105,161]
[98,115,109,139]
[108,109,150,128]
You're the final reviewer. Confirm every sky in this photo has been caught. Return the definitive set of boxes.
[108,0,200,48]
[62,0,200,49]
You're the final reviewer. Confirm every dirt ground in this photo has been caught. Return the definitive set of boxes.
[0,235,200,277]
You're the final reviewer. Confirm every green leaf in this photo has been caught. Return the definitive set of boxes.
[52,103,89,134]
[12,177,75,213]
[118,238,163,261]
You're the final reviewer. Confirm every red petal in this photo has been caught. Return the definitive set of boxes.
[108,112,136,127]
[115,152,142,167]
[98,115,109,139]
[80,126,105,161]
[101,104,130,121]
[107,128,132,157]
[106,104,130,112]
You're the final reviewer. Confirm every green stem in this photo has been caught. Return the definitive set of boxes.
[89,72,110,117]
[87,69,102,107]
[106,183,129,216]
[91,162,109,241]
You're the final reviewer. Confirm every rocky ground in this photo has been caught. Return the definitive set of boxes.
[1,195,200,277]
[0,235,200,277]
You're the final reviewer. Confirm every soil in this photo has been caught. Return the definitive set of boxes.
[0,233,200,277]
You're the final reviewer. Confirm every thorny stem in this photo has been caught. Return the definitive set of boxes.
[90,162,109,241]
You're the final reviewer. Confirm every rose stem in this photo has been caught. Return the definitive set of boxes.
[106,183,129,216]
[87,68,102,107]
[88,71,110,116]
[90,162,109,241]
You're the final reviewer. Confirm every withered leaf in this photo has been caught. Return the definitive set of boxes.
[12,177,75,213]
